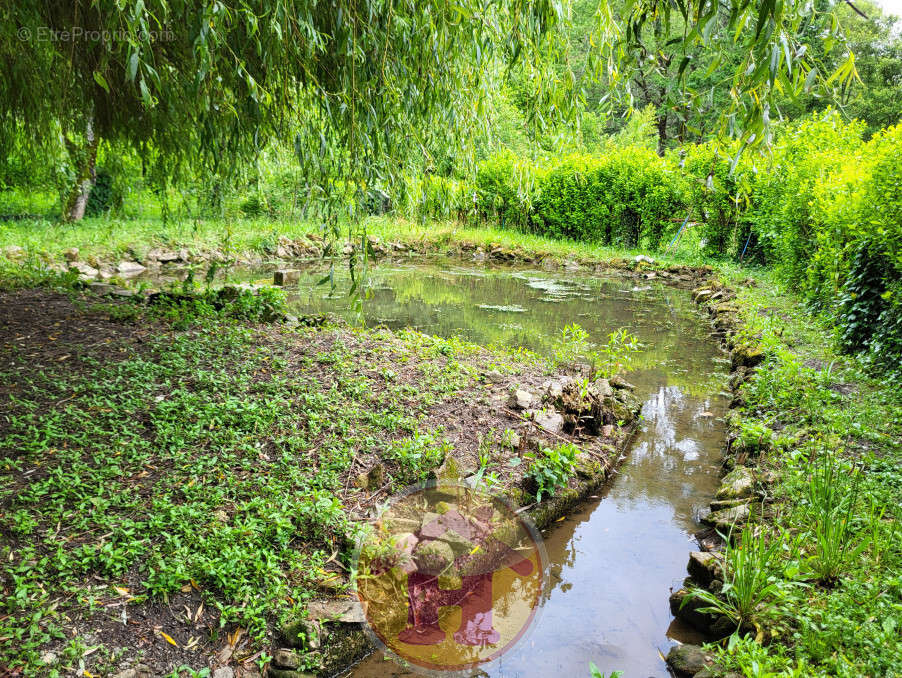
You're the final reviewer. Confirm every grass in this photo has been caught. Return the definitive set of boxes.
[689,522,787,634]
[704,269,902,677]
[0,210,715,270]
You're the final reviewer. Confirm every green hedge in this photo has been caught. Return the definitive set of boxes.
[531,150,683,249]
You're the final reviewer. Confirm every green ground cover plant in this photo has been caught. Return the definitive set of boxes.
[0,282,558,676]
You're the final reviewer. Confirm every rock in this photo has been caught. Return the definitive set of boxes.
[355,464,384,491]
[532,408,564,434]
[438,529,476,557]
[88,282,117,295]
[267,669,316,678]
[508,389,536,410]
[413,539,455,575]
[431,455,461,483]
[693,666,729,678]
[609,390,641,423]
[542,379,564,399]
[687,551,723,586]
[709,497,751,512]
[731,344,764,369]
[692,287,713,303]
[392,532,419,554]
[485,368,504,382]
[219,283,261,300]
[114,665,151,678]
[385,517,420,534]
[715,466,756,500]
[2,245,25,260]
[272,648,301,669]
[274,269,300,286]
[574,452,603,479]
[63,247,79,262]
[665,644,716,676]
[609,375,635,390]
[419,512,444,537]
[146,248,182,263]
[591,378,613,398]
[98,264,116,280]
[69,261,99,279]
[306,599,366,623]
[669,589,719,633]
[212,668,234,678]
[703,503,751,531]
[116,261,146,277]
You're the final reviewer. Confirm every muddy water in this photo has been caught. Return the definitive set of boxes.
[248,260,729,676]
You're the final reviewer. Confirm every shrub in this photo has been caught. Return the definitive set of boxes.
[401,173,474,222]
[531,149,683,248]
[474,150,540,229]
[682,142,746,258]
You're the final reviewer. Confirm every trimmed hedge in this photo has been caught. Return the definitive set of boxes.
[531,150,683,249]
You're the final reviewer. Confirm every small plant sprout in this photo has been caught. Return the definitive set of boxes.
[553,323,641,378]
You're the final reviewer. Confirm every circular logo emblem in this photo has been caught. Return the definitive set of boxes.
[353,481,547,674]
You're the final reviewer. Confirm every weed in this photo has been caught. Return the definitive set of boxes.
[526,442,579,502]
[552,323,641,378]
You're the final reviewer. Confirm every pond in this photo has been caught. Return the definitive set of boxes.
[244,259,729,677]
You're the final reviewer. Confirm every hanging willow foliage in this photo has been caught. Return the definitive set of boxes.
[0,0,859,220]
[591,0,860,154]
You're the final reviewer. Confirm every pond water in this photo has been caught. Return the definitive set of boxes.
[244,260,729,677]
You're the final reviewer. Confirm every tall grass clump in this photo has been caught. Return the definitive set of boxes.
[688,523,785,633]
[801,452,868,584]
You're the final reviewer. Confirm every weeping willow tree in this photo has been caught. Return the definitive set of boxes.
[0,0,860,221]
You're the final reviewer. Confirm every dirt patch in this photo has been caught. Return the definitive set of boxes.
[0,288,638,678]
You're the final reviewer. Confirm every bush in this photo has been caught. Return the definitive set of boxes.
[682,142,746,258]
[531,149,683,248]
[400,173,474,222]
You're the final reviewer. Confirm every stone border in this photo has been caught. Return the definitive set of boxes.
[664,280,770,678]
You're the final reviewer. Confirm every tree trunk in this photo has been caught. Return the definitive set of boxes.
[656,111,668,157]
[63,120,99,222]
